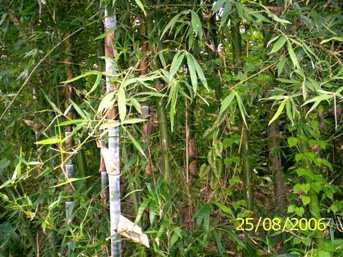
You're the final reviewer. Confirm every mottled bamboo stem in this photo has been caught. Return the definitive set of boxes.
[103,7,121,257]
[63,36,75,256]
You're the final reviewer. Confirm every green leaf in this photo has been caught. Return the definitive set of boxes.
[269,99,286,125]
[35,137,62,145]
[160,11,188,39]
[98,92,115,113]
[220,92,235,115]
[169,51,184,79]
[235,92,248,127]
[293,183,310,194]
[287,137,298,147]
[287,41,300,69]
[117,86,126,122]
[70,99,88,119]
[302,94,331,116]
[134,0,146,16]
[318,251,331,257]
[186,53,198,94]
[51,176,91,188]
[121,118,146,125]
[125,128,147,159]
[192,55,208,90]
[301,195,311,206]
[190,11,203,38]
[130,98,142,114]
[270,36,287,54]
[320,37,343,44]
[61,71,99,84]
[86,73,102,97]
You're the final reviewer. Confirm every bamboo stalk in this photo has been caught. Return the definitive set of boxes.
[231,18,253,209]
[158,96,170,181]
[103,6,121,257]
[268,121,285,213]
[63,36,75,255]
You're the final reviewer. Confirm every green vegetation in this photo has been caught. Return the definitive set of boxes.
[0,0,342,256]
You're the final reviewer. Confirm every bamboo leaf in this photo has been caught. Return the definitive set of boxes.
[42,91,63,115]
[98,92,115,113]
[35,137,62,145]
[118,86,127,122]
[125,129,147,159]
[122,118,146,125]
[186,53,198,94]
[170,52,184,79]
[51,176,91,188]
[191,55,208,90]
[302,94,331,116]
[57,119,87,127]
[269,99,287,125]
[270,35,287,54]
[130,98,142,114]
[220,92,235,115]
[61,71,99,84]
[134,0,146,16]
[160,12,186,39]
[70,99,88,120]
[86,73,102,97]
[234,92,248,127]
[320,36,343,44]
[287,41,300,69]
[191,11,203,38]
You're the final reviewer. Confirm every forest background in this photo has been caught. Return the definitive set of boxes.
[0,0,343,256]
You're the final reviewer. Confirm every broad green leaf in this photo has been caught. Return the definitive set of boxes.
[36,137,62,145]
[301,195,311,206]
[269,99,287,125]
[117,86,127,122]
[270,35,287,54]
[287,137,298,147]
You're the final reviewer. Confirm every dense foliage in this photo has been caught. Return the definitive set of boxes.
[0,0,342,256]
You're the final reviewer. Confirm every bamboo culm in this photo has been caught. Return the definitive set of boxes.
[103,7,121,257]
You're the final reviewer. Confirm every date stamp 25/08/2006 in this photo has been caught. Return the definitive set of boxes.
[235,217,343,233]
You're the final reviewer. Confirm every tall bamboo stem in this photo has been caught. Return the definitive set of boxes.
[231,19,252,209]
[103,6,121,257]
[158,95,170,181]
[63,36,75,255]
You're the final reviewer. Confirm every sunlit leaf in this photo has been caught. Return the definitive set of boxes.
[117,86,126,122]
[269,99,287,125]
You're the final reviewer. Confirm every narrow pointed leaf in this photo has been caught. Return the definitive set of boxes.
[118,86,127,122]
[269,99,287,125]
